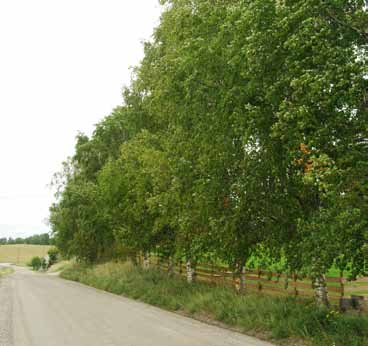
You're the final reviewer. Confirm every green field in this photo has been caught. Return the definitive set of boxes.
[0,244,52,265]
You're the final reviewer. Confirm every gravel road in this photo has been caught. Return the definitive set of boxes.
[0,265,273,346]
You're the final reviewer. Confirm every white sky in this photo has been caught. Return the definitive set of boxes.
[0,0,161,238]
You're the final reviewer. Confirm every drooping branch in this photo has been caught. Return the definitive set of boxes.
[324,10,368,43]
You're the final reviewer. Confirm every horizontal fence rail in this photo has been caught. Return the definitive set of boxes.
[137,254,349,302]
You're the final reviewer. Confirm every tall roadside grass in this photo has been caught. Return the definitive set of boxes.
[61,262,368,346]
[47,260,73,273]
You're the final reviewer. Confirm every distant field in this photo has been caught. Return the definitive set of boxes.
[0,244,52,265]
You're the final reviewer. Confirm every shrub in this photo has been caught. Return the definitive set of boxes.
[47,248,59,266]
[29,256,42,271]
[41,257,48,270]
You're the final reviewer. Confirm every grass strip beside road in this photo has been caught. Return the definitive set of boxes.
[0,267,14,277]
[60,262,368,346]
[47,260,73,273]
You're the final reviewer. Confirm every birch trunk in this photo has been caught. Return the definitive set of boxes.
[186,260,195,283]
[239,266,246,293]
[314,275,329,306]
[143,252,150,269]
[130,252,138,266]
[168,257,175,277]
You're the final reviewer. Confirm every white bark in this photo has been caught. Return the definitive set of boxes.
[143,252,150,269]
[314,275,329,306]
[239,266,246,293]
[168,257,175,277]
[186,260,195,284]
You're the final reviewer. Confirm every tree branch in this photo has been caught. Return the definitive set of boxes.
[324,10,368,43]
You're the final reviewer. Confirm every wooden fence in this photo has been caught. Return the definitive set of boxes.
[144,256,345,302]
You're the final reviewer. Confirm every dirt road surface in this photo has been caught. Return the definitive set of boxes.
[0,265,274,346]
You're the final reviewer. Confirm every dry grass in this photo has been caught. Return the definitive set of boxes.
[47,260,73,273]
[0,244,52,265]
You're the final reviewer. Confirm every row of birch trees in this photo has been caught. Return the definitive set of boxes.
[50,0,368,305]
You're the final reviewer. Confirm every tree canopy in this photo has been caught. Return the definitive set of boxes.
[50,0,368,284]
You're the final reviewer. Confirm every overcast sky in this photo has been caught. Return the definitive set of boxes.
[0,0,161,238]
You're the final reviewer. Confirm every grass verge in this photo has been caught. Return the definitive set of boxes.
[60,262,368,346]
[47,260,73,273]
[0,267,14,277]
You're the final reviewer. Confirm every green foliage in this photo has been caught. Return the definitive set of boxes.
[50,0,367,287]
[47,248,59,266]
[61,262,368,346]
[41,257,48,271]
[29,256,42,271]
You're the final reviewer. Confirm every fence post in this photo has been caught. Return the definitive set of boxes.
[240,266,246,293]
[293,273,298,296]
[179,260,183,275]
[339,271,345,298]
[168,257,174,277]
[257,268,262,292]
[284,273,289,290]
